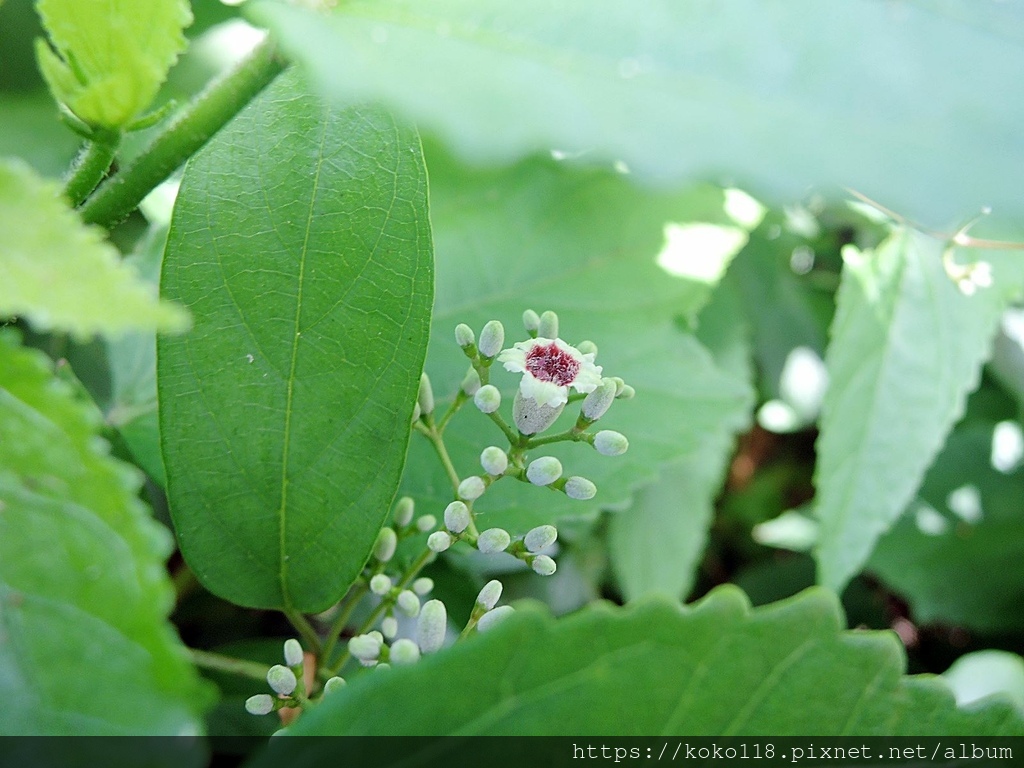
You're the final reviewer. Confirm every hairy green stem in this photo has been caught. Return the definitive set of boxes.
[64,133,120,207]
[283,606,322,657]
[189,648,271,682]
[527,428,585,448]
[319,580,369,670]
[79,36,285,227]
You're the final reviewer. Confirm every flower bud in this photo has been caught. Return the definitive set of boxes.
[411,402,421,422]
[416,514,437,532]
[348,634,382,662]
[609,376,626,396]
[393,496,415,527]
[283,638,303,668]
[369,573,392,596]
[617,384,636,399]
[454,323,475,349]
[245,694,275,715]
[513,390,564,435]
[323,676,347,695]
[581,378,617,421]
[478,320,505,358]
[532,555,557,576]
[390,638,421,665]
[477,527,511,554]
[427,530,452,553]
[524,524,558,552]
[577,340,598,356]
[373,527,398,562]
[368,631,384,644]
[480,446,508,476]
[594,430,629,456]
[397,589,421,617]
[474,385,501,414]
[527,456,562,486]
[477,605,514,633]
[564,476,597,501]
[458,475,486,501]
[476,579,503,610]
[461,366,482,395]
[417,372,434,415]
[522,309,540,333]
[412,577,434,595]
[416,599,447,654]
[538,310,559,340]
[267,664,297,695]
[444,500,471,533]
[381,616,398,639]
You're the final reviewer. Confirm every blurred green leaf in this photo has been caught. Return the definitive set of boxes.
[159,69,433,611]
[0,158,188,336]
[402,151,750,534]
[0,91,80,177]
[249,0,1024,229]
[869,423,1024,633]
[271,587,1023,736]
[814,229,1024,592]
[35,0,192,128]
[0,332,209,734]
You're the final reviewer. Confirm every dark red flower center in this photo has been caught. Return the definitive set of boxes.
[525,343,580,386]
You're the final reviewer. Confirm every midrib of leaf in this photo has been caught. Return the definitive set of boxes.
[278,114,329,608]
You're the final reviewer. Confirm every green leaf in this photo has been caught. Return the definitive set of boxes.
[248,0,1024,228]
[869,422,1024,633]
[0,91,80,177]
[35,0,191,128]
[813,229,1024,592]
[943,651,1024,716]
[0,158,188,337]
[158,69,433,611]
[402,152,751,534]
[274,586,1023,736]
[608,281,753,602]
[0,332,209,734]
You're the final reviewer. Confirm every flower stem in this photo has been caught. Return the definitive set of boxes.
[283,606,322,657]
[488,411,519,443]
[189,648,271,682]
[319,580,368,671]
[422,416,461,494]
[64,132,120,207]
[527,428,586,448]
[78,36,285,227]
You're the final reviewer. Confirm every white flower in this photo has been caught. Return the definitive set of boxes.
[498,337,603,407]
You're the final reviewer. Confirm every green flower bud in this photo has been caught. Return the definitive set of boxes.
[477,527,511,554]
[348,634,382,662]
[411,401,421,422]
[367,630,384,644]
[323,676,347,695]
[373,527,398,562]
[594,430,629,456]
[369,573,392,596]
[477,605,514,633]
[577,340,598,356]
[427,530,453,552]
[416,514,437,532]
[458,475,486,501]
[390,638,421,665]
[417,372,435,415]
[267,664,297,695]
[283,638,303,667]
[245,694,275,716]
[532,554,557,576]
[478,320,505,358]
[524,524,558,553]
[526,456,562,486]
[581,378,617,421]
[513,390,564,435]
[412,577,434,596]
[416,599,448,654]
[564,476,597,500]
[397,589,421,617]
[522,309,540,333]
[444,500,472,533]
[480,446,508,476]
[455,323,475,348]
[393,496,415,527]
[381,616,398,639]
[376,663,391,671]
[474,384,501,414]
[461,366,482,395]
[538,310,559,340]
[476,579,503,610]
[617,384,636,399]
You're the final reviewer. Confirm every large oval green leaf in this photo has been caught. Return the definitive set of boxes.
[270,586,1023,736]
[159,69,433,611]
